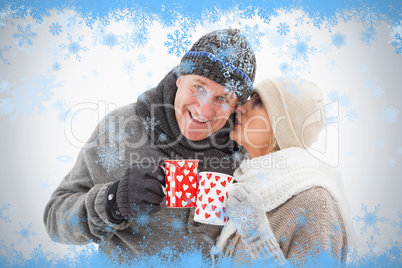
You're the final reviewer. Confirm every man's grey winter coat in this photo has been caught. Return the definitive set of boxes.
[44,89,237,262]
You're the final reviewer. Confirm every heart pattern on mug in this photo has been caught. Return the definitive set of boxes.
[165,160,199,208]
[165,162,234,222]
[194,173,234,224]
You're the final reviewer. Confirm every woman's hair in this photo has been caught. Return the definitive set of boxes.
[270,137,281,152]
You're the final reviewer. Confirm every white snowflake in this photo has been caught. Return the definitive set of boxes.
[287,206,316,235]
[137,53,146,63]
[39,177,54,193]
[180,60,195,74]
[178,17,196,33]
[163,212,186,237]
[13,222,37,244]
[0,72,62,121]
[52,99,72,122]
[56,155,72,163]
[117,7,156,31]
[331,32,346,49]
[389,22,402,55]
[288,33,316,63]
[12,24,37,47]
[241,24,264,52]
[0,45,11,65]
[49,22,62,36]
[139,236,149,253]
[143,116,160,131]
[0,6,14,29]
[0,76,11,94]
[164,30,191,57]
[391,211,402,237]
[212,42,243,66]
[122,60,136,75]
[372,86,384,98]
[279,62,293,75]
[46,43,63,63]
[52,62,61,72]
[158,133,167,143]
[319,41,332,55]
[277,22,290,36]
[191,85,212,106]
[353,203,388,235]
[92,27,105,46]
[330,220,344,235]
[228,202,257,232]
[224,79,244,102]
[132,28,149,48]
[353,6,384,46]
[345,108,358,121]
[130,205,159,235]
[119,32,134,51]
[96,145,123,172]
[266,29,288,51]
[0,203,11,223]
[102,32,119,48]
[360,26,377,46]
[382,105,399,124]
[60,35,89,61]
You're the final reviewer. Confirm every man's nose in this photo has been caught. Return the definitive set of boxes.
[195,100,215,118]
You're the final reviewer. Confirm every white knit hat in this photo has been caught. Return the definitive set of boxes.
[255,77,326,149]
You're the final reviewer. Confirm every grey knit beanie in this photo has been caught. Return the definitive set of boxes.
[255,77,326,149]
[179,29,256,103]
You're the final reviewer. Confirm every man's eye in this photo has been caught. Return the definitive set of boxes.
[218,96,228,102]
[195,85,203,91]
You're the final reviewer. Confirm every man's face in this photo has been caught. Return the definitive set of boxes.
[174,74,239,141]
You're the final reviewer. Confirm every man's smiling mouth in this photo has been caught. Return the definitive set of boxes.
[189,111,209,123]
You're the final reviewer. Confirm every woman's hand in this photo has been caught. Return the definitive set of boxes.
[226,184,274,241]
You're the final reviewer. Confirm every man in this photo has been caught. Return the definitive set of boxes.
[43,29,256,263]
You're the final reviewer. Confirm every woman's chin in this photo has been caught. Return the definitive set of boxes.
[229,131,234,141]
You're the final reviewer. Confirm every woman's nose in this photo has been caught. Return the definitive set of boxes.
[236,105,246,115]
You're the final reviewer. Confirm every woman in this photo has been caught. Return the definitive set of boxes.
[212,77,356,266]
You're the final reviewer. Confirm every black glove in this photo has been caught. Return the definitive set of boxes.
[105,163,165,222]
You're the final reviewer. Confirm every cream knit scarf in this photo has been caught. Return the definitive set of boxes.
[214,147,358,254]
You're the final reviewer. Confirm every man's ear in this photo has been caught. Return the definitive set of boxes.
[176,76,182,88]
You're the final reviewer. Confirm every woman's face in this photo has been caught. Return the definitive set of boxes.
[230,92,274,158]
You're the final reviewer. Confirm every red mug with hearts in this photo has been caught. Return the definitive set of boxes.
[194,171,234,225]
[164,160,199,208]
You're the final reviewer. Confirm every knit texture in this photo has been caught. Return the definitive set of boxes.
[180,29,256,103]
[116,164,165,217]
[115,174,130,215]
[234,147,345,214]
[218,184,288,266]
[215,147,355,251]
[212,147,353,265]
[255,77,326,149]
[43,67,240,261]
[215,187,348,266]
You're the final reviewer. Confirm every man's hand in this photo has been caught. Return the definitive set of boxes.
[113,163,165,219]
